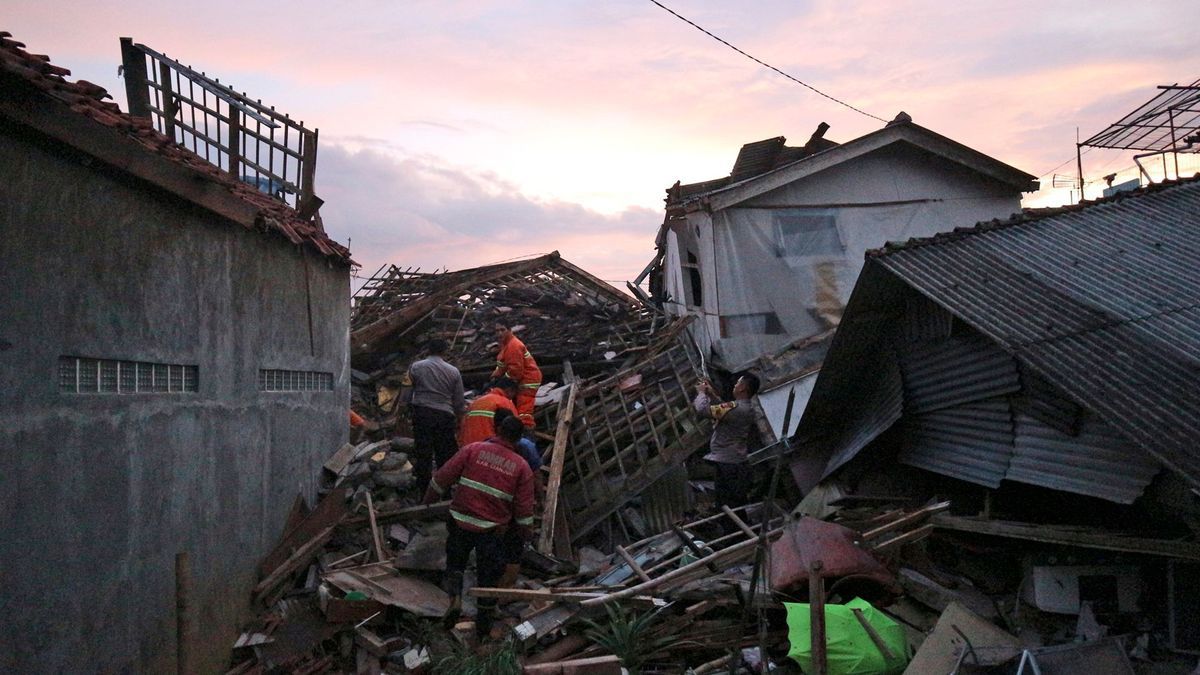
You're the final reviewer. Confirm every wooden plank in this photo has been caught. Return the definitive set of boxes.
[469,587,666,609]
[253,525,336,604]
[260,487,348,577]
[365,493,386,563]
[345,500,449,527]
[523,655,623,674]
[539,382,577,554]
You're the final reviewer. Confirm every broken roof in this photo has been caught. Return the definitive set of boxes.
[667,114,1038,214]
[797,175,1200,489]
[350,252,644,371]
[0,32,351,263]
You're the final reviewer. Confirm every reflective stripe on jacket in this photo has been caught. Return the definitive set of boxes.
[493,335,542,388]
[459,389,519,446]
[430,437,535,532]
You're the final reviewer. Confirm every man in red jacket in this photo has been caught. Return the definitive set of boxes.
[424,415,535,640]
[490,322,542,429]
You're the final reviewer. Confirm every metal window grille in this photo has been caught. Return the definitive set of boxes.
[119,38,321,215]
[58,356,199,394]
[258,369,334,392]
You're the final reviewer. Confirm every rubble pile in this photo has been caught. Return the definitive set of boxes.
[227,253,1200,674]
[228,442,1200,673]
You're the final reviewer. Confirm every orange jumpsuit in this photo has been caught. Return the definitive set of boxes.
[492,335,541,428]
[459,388,519,446]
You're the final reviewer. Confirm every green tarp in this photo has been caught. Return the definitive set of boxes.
[785,598,909,674]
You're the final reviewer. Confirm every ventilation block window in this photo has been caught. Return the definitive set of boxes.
[259,369,334,392]
[59,356,199,394]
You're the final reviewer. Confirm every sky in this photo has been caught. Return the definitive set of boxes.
[6,0,1200,287]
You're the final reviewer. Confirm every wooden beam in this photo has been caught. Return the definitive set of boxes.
[253,525,335,604]
[539,382,577,554]
[226,107,242,179]
[851,607,896,660]
[861,501,949,541]
[615,545,652,584]
[118,38,151,119]
[810,560,827,675]
[345,500,450,527]
[932,515,1200,561]
[871,523,934,552]
[469,587,666,609]
[580,527,782,607]
[721,506,757,539]
[365,493,386,563]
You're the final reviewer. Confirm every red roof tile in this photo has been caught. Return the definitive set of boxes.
[0,32,352,264]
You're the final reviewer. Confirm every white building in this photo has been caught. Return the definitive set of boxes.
[644,114,1038,437]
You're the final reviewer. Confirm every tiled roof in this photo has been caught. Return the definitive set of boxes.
[665,126,841,208]
[871,175,1200,484]
[0,32,351,263]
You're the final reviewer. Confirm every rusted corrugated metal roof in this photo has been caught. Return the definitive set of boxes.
[0,32,351,263]
[872,176,1200,486]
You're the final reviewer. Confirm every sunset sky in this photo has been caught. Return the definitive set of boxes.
[7,1,1199,285]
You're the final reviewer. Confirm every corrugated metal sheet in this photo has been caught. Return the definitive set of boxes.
[821,354,904,479]
[1009,412,1160,504]
[898,293,953,344]
[1013,367,1082,436]
[877,178,1200,485]
[640,465,693,534]
[899,335,1020,414]
[899,397,1014,487]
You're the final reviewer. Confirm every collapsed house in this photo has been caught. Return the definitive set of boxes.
[0,34,350,673]
[788,176,1200,662]
[640,115,1039,438]
[348,253,713,552]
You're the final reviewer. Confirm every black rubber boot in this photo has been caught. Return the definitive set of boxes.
[475,600,497,641]
[442,571,463,628]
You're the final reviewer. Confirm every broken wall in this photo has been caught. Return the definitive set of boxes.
[0,128,350,674]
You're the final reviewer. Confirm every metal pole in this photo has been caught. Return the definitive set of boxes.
[1075,139,1085,204]
[1169,109,1180,180]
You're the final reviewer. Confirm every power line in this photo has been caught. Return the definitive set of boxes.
[647,0,887,123]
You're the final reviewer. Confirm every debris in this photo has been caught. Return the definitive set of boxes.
[324,565,451,618]
[768,516,899,601]
[904,601,1021,674]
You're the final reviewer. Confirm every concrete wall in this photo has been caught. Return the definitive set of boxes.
[0,127,350,673]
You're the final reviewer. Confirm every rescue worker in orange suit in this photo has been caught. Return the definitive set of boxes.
[424,415,535,641]
[490,322,542,429]
[459,377,520,446]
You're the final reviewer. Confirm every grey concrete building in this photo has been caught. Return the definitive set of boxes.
[0,35,352,672]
